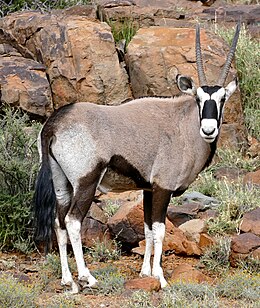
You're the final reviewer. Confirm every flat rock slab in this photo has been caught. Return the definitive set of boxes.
[124,277,161,292]
[240,208,260,236]
[170,264,212,283]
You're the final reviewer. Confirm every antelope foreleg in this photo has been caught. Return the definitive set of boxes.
[140,223,153,277]
[152,221,167,288]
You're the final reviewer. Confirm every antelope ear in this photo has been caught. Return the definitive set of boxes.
[225,77,238,101]
[176,74,197,96]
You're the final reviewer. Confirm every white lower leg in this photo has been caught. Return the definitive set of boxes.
[55,219,79,293]
[140,223,153,277]
[152,222,167,288]
[65,215,97,287]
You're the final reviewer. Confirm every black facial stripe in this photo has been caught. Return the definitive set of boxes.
[202,100,218,119]
[201,85,222,95]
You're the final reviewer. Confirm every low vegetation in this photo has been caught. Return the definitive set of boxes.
[216,24,260,140]
[87,238,122,262]
[0,274,39,308]
[0,0,91,17]
[172,148,259,236]
[0,107,40,252]
[126,271,260,307]
[199,237,231,273]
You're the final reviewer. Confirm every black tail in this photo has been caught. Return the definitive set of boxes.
[33,138,56,254]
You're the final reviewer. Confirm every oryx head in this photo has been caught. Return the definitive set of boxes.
[177,23,241,143]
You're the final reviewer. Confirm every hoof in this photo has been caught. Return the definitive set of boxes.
[81,283,100,295]
[159,277,168,288]
[61,281,79,294]
[78,276,98,290]
[140,269,151,277]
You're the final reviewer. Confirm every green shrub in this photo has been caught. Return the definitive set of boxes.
[87,238,121,262]
[40,253,76,282]
[0,0,91,17]
[126,290,155,308]
[163,282,219,308]
[103,199,121,217]
[91,266,125,295]
[184,149,260,236]
[217,271,260,302]
[108,18,139,47]
[0,274,38,308]
[0,107,40,251]
[199,237,231,273]
[238,256,260,275]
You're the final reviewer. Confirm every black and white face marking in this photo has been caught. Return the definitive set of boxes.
[176,75,238,144]
[196,86,227,143]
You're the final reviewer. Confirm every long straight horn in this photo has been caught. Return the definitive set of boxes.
[196,24,207,86]
[217,22,241,86]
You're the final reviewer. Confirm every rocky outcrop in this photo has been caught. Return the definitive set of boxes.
[97,1,260,38]
[0,11,130,114]
[0,52,52,116]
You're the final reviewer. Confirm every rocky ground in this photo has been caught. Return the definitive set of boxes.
[0,167,259,307]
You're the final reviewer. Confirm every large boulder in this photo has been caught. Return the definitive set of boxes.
[107,200,145,246]
[0,11,131,114]
[81,203,110,247]
[0,41,53,116]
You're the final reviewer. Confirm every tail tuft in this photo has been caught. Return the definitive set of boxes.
[33,160,56,254]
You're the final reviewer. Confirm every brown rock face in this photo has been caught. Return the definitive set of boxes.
[0,11,130,114]
[81,203,110,247]
[0,51,53,116]
[107,200,145,246]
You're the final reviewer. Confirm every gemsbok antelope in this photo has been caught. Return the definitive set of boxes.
[34,23,241,293]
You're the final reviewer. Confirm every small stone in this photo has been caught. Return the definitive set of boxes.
[230,233,260,267]
[240,208,260,236]
[199,233,216,250]
[179,219,207,243]
[243,169,260,187]
[182,192,219,208]
[170,264,212,284]
[124,277,161,292]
